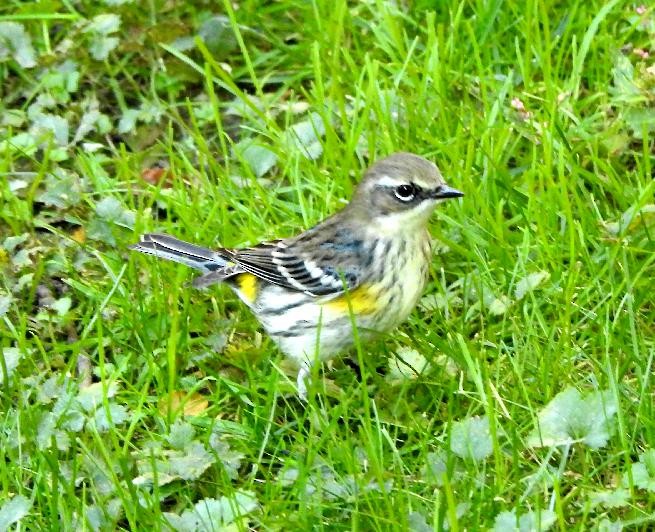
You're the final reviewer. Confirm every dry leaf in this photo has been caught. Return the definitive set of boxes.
[159,391,209,416]
[71,226,86,244]
[140,164,172,186]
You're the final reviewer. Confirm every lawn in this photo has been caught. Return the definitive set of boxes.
[1,0,655,529]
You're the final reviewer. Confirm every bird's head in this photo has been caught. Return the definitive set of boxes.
[349,152,463,232]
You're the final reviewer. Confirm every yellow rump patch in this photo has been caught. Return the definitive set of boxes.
[323,284,378,315]
[236,273,258,303]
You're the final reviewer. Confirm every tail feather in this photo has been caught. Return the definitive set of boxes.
[129,233,226,273]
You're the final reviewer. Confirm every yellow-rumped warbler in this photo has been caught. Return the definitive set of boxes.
[130,152,463,397]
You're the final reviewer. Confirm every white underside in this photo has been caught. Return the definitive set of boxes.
[236,229,431,369]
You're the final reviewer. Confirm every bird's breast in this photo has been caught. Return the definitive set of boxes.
[370,232,432,330]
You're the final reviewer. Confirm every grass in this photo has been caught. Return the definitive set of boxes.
[1,0,655,529]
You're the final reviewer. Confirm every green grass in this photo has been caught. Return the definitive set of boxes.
[1,0,655,529]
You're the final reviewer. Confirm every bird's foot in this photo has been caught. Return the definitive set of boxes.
[296,365,310,402]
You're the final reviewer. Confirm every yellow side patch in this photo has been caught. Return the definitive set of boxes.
[236,273,258,303]
[323,284,379,315]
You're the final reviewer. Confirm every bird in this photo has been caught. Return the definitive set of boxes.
[130,152,463,398]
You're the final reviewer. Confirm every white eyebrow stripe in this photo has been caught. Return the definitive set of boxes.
[376,175,406,187]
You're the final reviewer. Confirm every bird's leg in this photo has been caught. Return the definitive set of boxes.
[296,363,310,401]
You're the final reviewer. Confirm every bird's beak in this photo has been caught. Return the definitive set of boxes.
[431,185,464,200]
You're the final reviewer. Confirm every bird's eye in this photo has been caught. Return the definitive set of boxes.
[394,184,416,202]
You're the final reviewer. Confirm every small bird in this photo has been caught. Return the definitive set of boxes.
[130,152,463,398]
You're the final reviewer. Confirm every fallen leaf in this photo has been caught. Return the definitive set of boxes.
[140,164,172,186]
[71,226,86,244]
[159,391,209,416]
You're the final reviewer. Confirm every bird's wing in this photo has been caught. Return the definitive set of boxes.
[227,237,362,297]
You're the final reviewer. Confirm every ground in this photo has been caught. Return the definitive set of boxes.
[1,0,655,530]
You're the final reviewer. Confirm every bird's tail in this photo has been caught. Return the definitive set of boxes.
[129,233,227,273]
